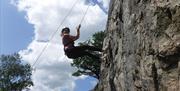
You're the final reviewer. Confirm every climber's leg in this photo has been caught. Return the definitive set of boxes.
[65,47,100,59]
[75,45,102,52]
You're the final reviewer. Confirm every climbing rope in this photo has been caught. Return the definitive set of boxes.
[79,5,90,24]
[32,0,90,69]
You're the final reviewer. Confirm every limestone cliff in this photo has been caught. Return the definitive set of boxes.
[95,0,180,91]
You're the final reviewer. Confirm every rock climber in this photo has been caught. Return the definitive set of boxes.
[61,24,102,59]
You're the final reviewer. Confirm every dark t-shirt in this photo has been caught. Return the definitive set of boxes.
[62,35,77,50]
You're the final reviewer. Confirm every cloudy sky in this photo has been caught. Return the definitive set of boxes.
[0,0,109,91]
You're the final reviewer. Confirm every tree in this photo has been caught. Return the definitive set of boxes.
[71,31,105,79]
[0,53,33,91]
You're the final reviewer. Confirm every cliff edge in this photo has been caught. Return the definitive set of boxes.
[95,0,180,91]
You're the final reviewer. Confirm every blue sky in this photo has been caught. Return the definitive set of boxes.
[1,0,108,91]
[0,0,33,55]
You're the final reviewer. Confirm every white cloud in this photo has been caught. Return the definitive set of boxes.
[13,0,109,91]
[19,40,76,91]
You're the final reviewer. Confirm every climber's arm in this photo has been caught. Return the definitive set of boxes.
[71,24,81,41]
[76,24,81,39]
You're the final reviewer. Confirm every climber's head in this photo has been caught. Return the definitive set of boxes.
[61,27,70,36]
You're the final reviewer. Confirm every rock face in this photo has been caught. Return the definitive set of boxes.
[95,0,180,91]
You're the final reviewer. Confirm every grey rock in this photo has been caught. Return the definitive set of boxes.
[94,0,180,91]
